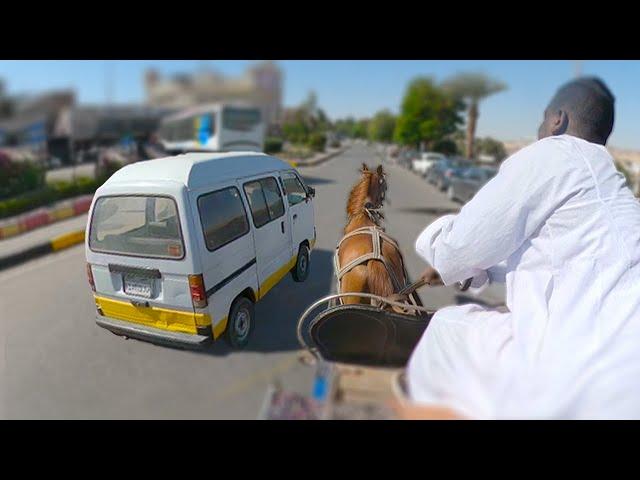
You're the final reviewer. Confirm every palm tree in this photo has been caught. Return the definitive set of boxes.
[442,73,507,159]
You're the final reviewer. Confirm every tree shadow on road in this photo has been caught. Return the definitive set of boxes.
[396,206,460,216]
[301,176,335,186]
[199,249,336,357]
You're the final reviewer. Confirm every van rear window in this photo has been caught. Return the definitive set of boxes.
[89,196,184,259]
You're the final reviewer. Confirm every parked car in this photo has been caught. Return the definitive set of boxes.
[412,152,446,176]
[427,158,472,191]
[398,149,419,170]
[447,166,498,203]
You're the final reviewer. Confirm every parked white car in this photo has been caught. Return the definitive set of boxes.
[412,152,446,176]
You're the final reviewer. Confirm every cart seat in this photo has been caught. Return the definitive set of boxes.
[305,304,432,368]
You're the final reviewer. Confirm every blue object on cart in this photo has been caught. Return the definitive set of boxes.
[312,361,332,401]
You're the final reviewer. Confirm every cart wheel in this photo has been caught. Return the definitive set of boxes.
[225,296,254,349]
[291,244,310,282]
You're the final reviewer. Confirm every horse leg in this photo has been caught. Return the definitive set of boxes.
[340,265,370,305]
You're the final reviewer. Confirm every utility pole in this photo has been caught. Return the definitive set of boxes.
[573,60,584,78]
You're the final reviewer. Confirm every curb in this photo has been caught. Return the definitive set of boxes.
[0,229,86,271]
[0,194,93,241]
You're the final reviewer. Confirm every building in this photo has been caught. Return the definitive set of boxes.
[0,90,75,162]
[144,61,283,127]
[0,90,168,164]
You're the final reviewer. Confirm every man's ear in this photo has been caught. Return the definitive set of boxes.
[551,109,569,136]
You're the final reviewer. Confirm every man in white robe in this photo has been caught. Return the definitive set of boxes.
[406,77,640,419]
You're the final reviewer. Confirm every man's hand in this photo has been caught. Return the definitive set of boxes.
[419,265,443,286]
[388,399,466,420]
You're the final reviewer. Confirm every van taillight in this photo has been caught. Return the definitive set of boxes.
[189,274,208,308]
[87,263,96,292]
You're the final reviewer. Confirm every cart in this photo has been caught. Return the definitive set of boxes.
[260,288,438,419]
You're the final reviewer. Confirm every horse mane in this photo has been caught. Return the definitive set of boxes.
[346,173,371,218]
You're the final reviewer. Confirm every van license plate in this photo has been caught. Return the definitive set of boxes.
[124,274,152,298]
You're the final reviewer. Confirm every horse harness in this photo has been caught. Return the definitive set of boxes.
[334,210,422,311]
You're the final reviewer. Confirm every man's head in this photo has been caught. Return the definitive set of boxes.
[537,76,615,145]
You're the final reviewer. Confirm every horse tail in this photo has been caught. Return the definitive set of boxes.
[366,259,395,298]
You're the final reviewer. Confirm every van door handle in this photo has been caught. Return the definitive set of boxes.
[293,214,298,221]
[281,221,285,234]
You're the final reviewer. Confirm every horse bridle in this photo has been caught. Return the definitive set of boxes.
[364,202,385,226]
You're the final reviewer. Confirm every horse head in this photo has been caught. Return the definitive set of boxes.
[361,163,387,209]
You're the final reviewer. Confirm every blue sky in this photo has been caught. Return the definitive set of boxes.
[1,60,638,149]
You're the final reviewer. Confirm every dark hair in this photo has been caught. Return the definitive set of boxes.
[548,76,615,144]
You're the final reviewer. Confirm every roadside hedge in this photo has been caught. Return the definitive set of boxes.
[307,132,327,152]
[265,137,284,154]
[0,154,46,200]
[0,176,105,220]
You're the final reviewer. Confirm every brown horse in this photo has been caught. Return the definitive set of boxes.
[335,163,412,305]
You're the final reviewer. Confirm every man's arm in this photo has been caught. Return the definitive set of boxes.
[415,138,578,286]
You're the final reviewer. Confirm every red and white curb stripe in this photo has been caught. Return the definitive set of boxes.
[0,195,93,240]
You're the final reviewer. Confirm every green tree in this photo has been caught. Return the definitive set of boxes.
[442,72,507,158]
[282,91,332,145]
[334,117,355,137]
[367,110,396,143]
[394,77,464,150]
[282,108,310,144]
[476,137,507,162]
[432,138,459,156]
[352,118,370,139]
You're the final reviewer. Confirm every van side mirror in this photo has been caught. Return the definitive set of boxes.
[307,186,316,198]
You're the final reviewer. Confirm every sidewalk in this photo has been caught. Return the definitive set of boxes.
[0,195,93,240]
[0,214,88,270]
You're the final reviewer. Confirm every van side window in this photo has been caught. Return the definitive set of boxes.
[198,187,250,251]
[243,181,271,228]
[281,171,307,206]
[261,177,285,219]
[243,177,285,228]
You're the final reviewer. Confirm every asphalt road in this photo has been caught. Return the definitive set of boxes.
[0,144,505,419]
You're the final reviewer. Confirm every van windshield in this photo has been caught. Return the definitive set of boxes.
[89,195,185,259]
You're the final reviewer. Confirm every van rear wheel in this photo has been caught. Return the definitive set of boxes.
[291,244,310,282]
[225,297,254,349]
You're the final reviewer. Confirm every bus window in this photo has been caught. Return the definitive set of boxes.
[223,107,261,132]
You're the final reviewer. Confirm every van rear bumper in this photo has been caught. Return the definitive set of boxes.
[96,314,212,349]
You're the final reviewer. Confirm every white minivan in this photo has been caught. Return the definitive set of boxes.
[85,151,316,349]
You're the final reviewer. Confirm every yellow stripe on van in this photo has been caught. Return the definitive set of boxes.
[94,295,211,335]
[257,255,297,300]
[212,316,228,340]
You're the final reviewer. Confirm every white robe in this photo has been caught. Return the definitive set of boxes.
[408,134,640,419]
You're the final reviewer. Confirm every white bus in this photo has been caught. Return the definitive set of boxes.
[158,103,265,154]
